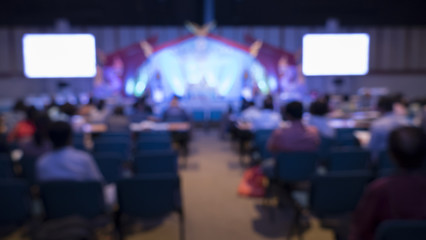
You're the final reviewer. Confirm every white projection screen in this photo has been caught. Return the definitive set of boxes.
[302,33,370,76]
[23,34,97,78]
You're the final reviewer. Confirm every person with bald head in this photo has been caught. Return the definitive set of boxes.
[349,126,426,240]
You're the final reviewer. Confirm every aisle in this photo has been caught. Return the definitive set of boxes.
[128,130,333,240]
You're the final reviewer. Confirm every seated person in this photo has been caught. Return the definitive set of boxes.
[368,95,410,160]
[268,101,320,152]
[349,126,426,240]
[106,106,129,132]
[130,96,153,123]
[162,96,189,123]
[308,100,335,138]
[239,101,260,124]
[37,121,103,182]
[251,95,281,131]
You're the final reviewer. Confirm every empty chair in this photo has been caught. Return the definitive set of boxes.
[253,129,274,160]
[20,155,37,185]
[191,110,205,123]
[328,147,370,172]
[93,140,130,159]
[136,139,172,152]
[335,128,362,146]
[0,154,14,179]
[96,131,130,139]
[116,174,184,240]
[93,152,124,183]
[378,151,395,171]
[209,110,223,122]
[0,180,31,227]
[375,220,426,240]
[40,181,105,219]
[275,152,318,182]
[134,150,178,175]
[317,137,334,164]
[137,131,171,142]
[310,171,372,218]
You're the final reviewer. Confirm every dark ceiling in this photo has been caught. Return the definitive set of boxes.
[1,0,425,26]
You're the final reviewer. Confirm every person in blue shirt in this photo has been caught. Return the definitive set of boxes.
[162,96,190,123]
[37,121,103,182]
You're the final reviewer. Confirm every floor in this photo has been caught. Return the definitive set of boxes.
[127,130,335,240]
[4,130,335,240]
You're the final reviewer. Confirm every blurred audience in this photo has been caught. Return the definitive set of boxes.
[20,112,52,158]
[251,95,281,131]
[7,106,38,143]
[130,96,153,123]
[349,126,426,240]
[308,100,335,138]
[37,121,103,182]
[368,95,411,159]
[162,96,190,122]
[240,101,260,124]
[106,106,129,132]
[268,101,320,152]
[4,99,26,132]
[88,99,109,123]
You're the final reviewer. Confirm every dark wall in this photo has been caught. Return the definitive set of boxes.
[0,0,203,26]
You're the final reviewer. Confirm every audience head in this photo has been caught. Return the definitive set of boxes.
[113,106,125,116]
[309,101,329,117]
[282,101,303,121]
[377,95,395,113]
[34,113,51,146]
[389,126,426,170]
[48,121,72,149]
[263,95,274,110]
[96,99,106,111]
[25,106,38,122]
[13,99,27,112]
[170,95,180,107]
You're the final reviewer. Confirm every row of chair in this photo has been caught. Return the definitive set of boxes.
[0,175,184,240]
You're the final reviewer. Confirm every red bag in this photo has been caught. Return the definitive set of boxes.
[237,166,266,197]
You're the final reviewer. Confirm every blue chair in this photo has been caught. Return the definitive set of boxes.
[136,140,172,152]
[275,152,318,182]
[310,171,372,218]
[328,147,370,172]
[96,131,131,139]
[209,110,223,122]
[375,220,426,240]
[138,131,171,142]
[0,180,31,226]
[116,174,184,240]
[93,152,124,183]
[253,129,274,160]
[317,137,334,164]
[0,154,14,179]
[378,151,395,171]
[93,140,130,159]
[335,128,363,146]
[134,150,178,175]
[20,155,37,185]
[191,110,205,123]
[40,181,105,219]
[73,133,86,151]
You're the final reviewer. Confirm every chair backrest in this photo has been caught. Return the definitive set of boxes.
[191,110,205,123]
[275,152,318,182]
[20,155,37,185]
[375,220,426,240]
[136,140,172,152]
[93,152,124,183]
[209,110,223,122]
[117,174,181,218]
[329,147,370,172]
[378,151,395,171]
[0,180,31,225]
[335,128,362,146]
[40,181,105,219]
[73,133,86,150]
[138,131,171,142]
[134,150,178,175]
[0,153,14,179]
[96,132,130,139]
[93,140,130,158]
[254,130,274,160]
[317,137,334,162]
[310,171,372,218]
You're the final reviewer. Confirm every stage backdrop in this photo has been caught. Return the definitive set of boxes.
[0,26,426,99]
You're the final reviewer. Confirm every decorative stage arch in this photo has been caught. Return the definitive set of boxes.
[96,23,304,102]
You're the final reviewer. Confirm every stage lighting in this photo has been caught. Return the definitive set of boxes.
[23,34,97,78]
[302,33,370,76]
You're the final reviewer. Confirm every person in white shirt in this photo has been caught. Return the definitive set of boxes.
[251,95,281,131]
[308,100,335,138]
